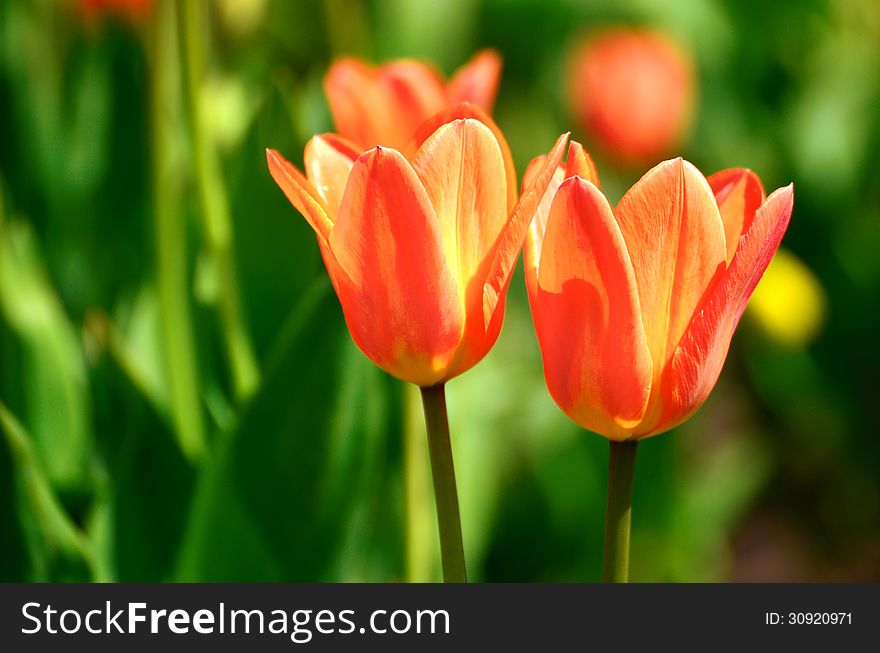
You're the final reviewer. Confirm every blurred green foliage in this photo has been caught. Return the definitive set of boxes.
[1,0,878,582]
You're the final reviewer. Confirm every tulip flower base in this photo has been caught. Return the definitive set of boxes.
[602,440,637,583]
[420,384,467,583]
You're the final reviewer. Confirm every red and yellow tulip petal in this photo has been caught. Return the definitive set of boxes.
[266,148,333,244]
[535,178,652,439]
[523,140,599,292]
[522,156,563,302]
[614,158,726,389]
[521,154,548,190]
[406,103,517,213]
[563,141,600,185]
[445,278,509,380]
[324,58,386,150]
[329,146,464,386]
[447,48,503,112]
[708,168,766,264]
[410,117,510,378]
[657,185,794,436]
[483,132,569,327]
[412,118,509,294]
[379,61,448,147]
[523,143,599,276]
[381,60,447,107]
[303,134,360,216]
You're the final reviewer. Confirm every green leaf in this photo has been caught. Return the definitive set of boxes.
[0,218,93,495]
[0,403,94,581]
[87,307,197,582]
[175,281,399,581]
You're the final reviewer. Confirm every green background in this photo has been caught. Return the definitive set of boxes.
[1,0,878,582]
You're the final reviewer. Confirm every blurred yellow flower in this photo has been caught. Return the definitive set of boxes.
[216,0,267,38]
[747,248,826,348]
[199,75,256,152]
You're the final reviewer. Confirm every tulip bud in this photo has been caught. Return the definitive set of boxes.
[568,29,695,164]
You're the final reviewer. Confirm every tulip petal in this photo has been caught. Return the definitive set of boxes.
[324,59,386,150]
[447,49,503,112]
[708,168,766,264]
[658,185,794,434]
[324,58,447,150]
[564,140,600,184]
[379,61,448,146]
[483,131,569,326]
[266,148,333,244]
[614,158,726,393]
[523,156,564,301]
[410,117,510,378]
[330,146,463,386]
[411,118,508,295]
[303,134,360,216]
[407,103,517,212]
[535,177,652,439]
[523,141,600,291]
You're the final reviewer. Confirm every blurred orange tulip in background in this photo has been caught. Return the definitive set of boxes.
[568,29,695,163]
[324,50,502,151]
[78,0,152,22]
[268,105,567,387]
[525,148,793,439]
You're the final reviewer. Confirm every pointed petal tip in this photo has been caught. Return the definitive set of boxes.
[768,182,795,206]
[665,155,685,170]
[265,146,334,242]
[359,144,390,160]
[553,131,571,151]
[559,175,602,200]
[266,148,289,169]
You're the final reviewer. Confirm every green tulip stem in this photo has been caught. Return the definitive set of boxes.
[179,0,259,401]
[603,439,638,583]
[404,384,434,582]
[419,384,467,583]
[150,0,206,461]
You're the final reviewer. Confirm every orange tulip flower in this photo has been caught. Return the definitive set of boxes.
[568,29,694,163]
[524,144,793,440]
[268,105,568,387]
[324,50,502,151]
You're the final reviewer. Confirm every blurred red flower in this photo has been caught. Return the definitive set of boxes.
[568,28,695,163]
[78,0,152,23]
[324,50,502,151]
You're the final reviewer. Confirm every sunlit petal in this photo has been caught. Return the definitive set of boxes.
[447,48,503,112]
[614,158,726,379]
[658,185,794,436]
[708,168,766,264]
[303,134,360,216]
[266,148,333,243]
[329,146,464,386]
[536,177,652,439]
